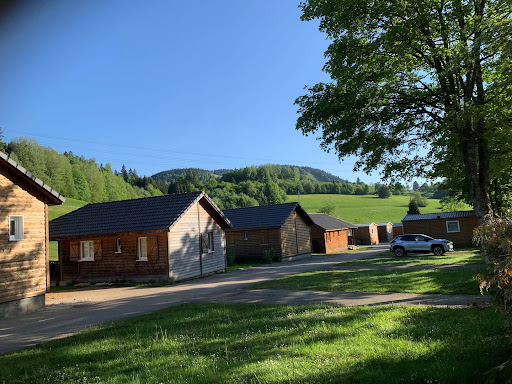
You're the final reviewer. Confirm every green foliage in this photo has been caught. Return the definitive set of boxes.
[296,0,512,217]
[440,195,465,212]
[262,248,275,264]
[377,185,391,198]
[407,198,420,215]
[412,192,428,207]
[319,202,336,216]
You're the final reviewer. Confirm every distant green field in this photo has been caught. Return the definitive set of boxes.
[49,198,88,260]
[286,194,472,224]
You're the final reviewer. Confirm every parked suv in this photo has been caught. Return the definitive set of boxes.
[390,234,454,257]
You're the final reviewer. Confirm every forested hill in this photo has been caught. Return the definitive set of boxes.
[152,164,348,184]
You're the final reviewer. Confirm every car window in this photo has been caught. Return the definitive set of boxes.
[401,235,415,241]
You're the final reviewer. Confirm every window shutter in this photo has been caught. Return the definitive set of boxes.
[70,242,79,261]
[148,236,159,259]
[94,241,102,261]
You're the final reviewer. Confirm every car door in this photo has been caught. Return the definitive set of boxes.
[415,235,431,251]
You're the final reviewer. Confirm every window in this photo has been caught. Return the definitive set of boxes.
[446,220,460,233]
[8,216,23,241]
[80,241,94,261]
[371,228,374,234]
[207,232,214,253]
[347,229,353,237]
[116,238,122,253]
[260,230,268,245]
[244,231,248,240]
[138,237,148,260]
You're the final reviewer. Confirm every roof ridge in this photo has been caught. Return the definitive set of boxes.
[74,190,203,208]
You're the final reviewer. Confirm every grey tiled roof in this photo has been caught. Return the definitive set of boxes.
[309,213,356,230]
[50,191,229,238]
[0,151,65,203]
[402,210,476,222]
[223,202,313,230]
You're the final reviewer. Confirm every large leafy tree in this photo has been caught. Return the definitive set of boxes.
[295,0,512,218]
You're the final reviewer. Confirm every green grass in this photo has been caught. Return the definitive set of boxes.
[48,198,88,261]
[341,249,485,267]
[251,268,484,295]
[287,194,472,223]
[0,303,509,383]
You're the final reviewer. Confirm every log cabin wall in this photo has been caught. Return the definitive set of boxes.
[402,217,478,247]
[225,228,281,262]
[59,231,169,283]
[354,224,379,245]
[168,200,226,281]
[281,211,311,258]
[0,172,47,308]
[377,223,393,243]
[324,229,349,253]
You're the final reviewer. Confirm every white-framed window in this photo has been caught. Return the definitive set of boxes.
[80,241,94,261]
[8,215,24,241]
[138,237,148,260]
[207,232,214,253]
[116,238,122,253]
[446,220,460,233]
[244,231,248,241]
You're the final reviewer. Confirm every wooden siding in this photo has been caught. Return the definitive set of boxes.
[0,172,47,304]
[281,211,311,258]
[402,217,478,247]
[59,232,169,282]
[377,223,393,243]
[225,228,281,262]
[354,224,379,245]
[311,226,349,254]
[393,225,404,237]
[168,200,226,281]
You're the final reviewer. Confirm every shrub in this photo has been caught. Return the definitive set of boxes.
[319,202,336,216]
[226,245,236,266]
[377,185,391,198]
[474,215,512,315]
[263,249,275,264]
[413,192,428,207]
[407,198,420,214]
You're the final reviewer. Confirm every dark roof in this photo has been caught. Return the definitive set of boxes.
[309,213,356,230]
[354,223,376,227]
[50,191,230,239]
[402,210,476,222]
[223,202,313,230]
[0,151,65,205]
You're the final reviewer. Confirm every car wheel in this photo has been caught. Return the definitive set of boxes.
[394,247,405,257]
[432,245,444,256]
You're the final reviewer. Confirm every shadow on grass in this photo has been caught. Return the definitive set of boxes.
[0,303,510,383]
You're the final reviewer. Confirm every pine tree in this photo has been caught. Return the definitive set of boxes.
[407,198,420,214]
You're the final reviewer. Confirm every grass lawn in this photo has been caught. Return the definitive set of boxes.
[286,194,472,223]
[341,249,485,267]
[48,198,88,261]
[251,268,484,295]
[1,303,510,384]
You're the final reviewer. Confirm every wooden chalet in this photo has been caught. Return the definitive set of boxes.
[402,211,477,247]
[50,191,231,284]
[392,223,404,237]
[309,213,357,254]
[375,222,393,243]
[223,202,313,262]
[353,223,379,245]
[0,151,65,317]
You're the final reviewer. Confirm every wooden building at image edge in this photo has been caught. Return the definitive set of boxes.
[309,213,356,254]
[49,191,231,284]
[223,202,313,262]
[1,151,65,317]
[402,210,478,247]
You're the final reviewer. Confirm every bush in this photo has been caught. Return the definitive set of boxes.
[263,249,275,264]
[474,215,512,315]
[413,192,428,207]
[407,198,420,214]
[226,245,235,266]
[377,185,391,198]
[319,202,336,216]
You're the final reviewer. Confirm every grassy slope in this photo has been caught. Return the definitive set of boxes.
[48,198,88,260]
[286,194,472,223]
[0,303,509,384]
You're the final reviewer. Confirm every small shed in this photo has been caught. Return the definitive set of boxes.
[353,223,379,245]
[309,213,356,254]
[375,222,393,243]
[402,211,477,247]
[1,151,65,317]
[223,202,313,262]
[50,191,231,284]
[392,223,404,237]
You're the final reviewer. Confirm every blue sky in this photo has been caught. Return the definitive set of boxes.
[0,1,390,183]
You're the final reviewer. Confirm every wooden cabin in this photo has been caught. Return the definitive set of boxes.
[50,191,231,284]
[0,151,65,317]
[392,223,404,237]
[223,203,313,262]
[402,211,477,247]
[309,213,356,254]
[353,223,379,245]
[376,222,393,243]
